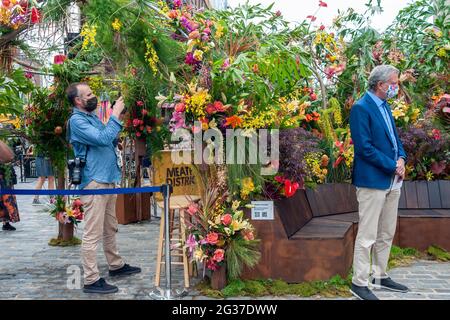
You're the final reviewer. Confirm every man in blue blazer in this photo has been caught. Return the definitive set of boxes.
[349,65,409,300]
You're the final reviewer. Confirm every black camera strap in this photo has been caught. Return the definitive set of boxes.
[66,113,89,161]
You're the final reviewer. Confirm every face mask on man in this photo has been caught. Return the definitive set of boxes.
[385,84,399,99]
[84,97,98,112]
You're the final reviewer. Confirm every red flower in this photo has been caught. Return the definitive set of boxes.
[274,176,285,184]
[136,100,144,107]
[206,232,219,245]
[335,140,344,153]
[319,24,325,31]
[284,179,300,198]
[432,129,441,140]
[25,72,33,79]
[141,109,148,116]
[310,93,318,101]
[319,1,328,7]
[53,54,66,65]
[132,119,140,127]
[206,258,219,271]
[72,199,83,208]
[205,103,216,115]
[213,101,227,112]
[221,214,232,226]
[213,249,225,263]
[333,156,344,168]
[187,203,199,216]
[305,114,313,122]
[31,7,41,24]
[307,15,317,22]
[136,132,141,138]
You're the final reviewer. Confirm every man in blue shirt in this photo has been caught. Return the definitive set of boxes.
[67,83,141,294]
[349,65,409,300]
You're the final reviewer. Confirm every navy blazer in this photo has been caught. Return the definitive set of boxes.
[349,93,407,190]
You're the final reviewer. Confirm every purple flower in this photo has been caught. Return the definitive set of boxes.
[185,52,197,65]
[221,58,231,70]
[169,111,186,132]
[173,0,182,8]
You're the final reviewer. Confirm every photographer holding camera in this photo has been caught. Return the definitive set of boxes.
[67,83,141,294]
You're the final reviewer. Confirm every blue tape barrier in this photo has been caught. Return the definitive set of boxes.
[0,186,165,196]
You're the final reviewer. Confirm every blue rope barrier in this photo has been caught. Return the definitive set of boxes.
[0,186,164,196]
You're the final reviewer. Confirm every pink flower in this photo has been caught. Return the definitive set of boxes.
[275,10,282,17]
[275,176,285,184]
[205,103,216,115]
[136,132,142,138]
[307,15,317,22]
[221,58,231,70]
[202,27,211,35]
[136,100,144,107]
[319,24,325,31]
[432,129,441,140]
[187,202,199,216]
[221,214,232,226]
[132,119,140,127]
[142,109,148,116]
[319,1,328,7]
[186,234,197,254]
[206,232,219,245]
[25,72,33,79]
[175,103,186,112]
[213,249,225,263]
[173,0,182,8]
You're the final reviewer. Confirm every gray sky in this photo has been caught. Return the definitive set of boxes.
[227,0,414,32]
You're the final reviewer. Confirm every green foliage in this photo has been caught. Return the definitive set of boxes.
[0,69,34,116]
[225,237,261,281]
[48,237,81,247]
[388,245,421,269]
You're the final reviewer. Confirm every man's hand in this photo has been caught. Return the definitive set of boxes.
[112,96,125,119]
[396,158,405,179]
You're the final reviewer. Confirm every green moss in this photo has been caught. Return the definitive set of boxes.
[427,245,450,261]
[267,279,290,296]
[243,280,268,296]
[290,282,320,297]
[48,237,81,247]
[388,245,421,269]
[221,279,246,297]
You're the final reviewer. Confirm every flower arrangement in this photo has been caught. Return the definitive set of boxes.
[389,98,422,128]
[46,196,84,226]
[185,181,260,280]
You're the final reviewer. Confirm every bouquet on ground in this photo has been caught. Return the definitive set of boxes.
[45,196,84,226]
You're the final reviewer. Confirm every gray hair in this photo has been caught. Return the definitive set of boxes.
[368,65,400,91]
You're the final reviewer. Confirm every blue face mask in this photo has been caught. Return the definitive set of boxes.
[386,85,399,99]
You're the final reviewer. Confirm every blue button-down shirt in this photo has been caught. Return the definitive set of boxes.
[367,91,398,160]
[69,108,122,189]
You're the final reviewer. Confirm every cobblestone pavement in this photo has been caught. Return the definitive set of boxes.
[1,177,449,300]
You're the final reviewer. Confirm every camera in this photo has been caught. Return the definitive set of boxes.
[111,92,126,114]
[67,158,86,185]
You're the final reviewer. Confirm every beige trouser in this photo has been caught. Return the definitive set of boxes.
[352,187,401,287]
[80,181,125,285]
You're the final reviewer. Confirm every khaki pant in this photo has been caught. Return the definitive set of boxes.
[80,181,124,285]
[352,187,401,287]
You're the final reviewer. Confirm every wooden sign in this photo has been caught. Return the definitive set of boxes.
[152,150,204,202]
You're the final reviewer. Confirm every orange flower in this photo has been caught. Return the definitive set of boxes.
[225,115,243,128]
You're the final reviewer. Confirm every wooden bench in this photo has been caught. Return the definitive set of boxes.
[243,181,450,283]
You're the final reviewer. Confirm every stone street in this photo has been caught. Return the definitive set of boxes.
[0,177,449,300]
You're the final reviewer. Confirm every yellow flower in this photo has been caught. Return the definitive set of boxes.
[231,200,241,211]
[426,171,434,181]
[392,108,405,119]
[201,121,209,131]
[215,23,224,38]
[436,47,447,58]
[240,177,255,199]
[144,39,159,75]
[193,50,204,61]
[80,24,97,50]
[193,248,205,261]
[209,118,217,129]
[112,18,122,32]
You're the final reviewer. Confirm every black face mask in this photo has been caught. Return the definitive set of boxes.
[84,97,98,112]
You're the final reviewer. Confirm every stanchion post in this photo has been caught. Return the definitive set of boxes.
[150,184,187,300]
